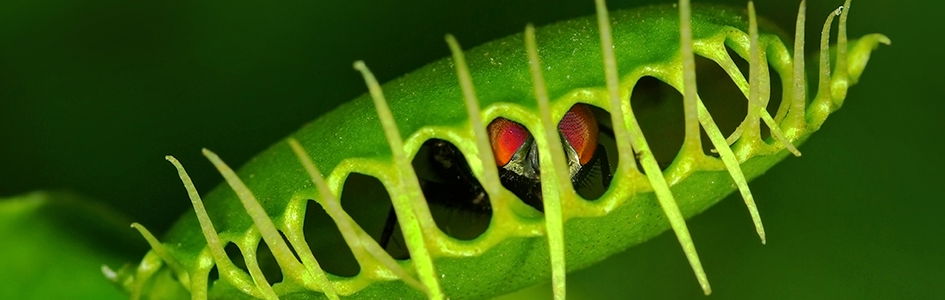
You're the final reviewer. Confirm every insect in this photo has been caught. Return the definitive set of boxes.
[376,104,613,260]
[109,0,888,299]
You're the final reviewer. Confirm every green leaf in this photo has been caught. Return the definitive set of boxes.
[0,192,143,300]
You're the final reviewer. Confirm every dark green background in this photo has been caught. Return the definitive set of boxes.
[0,0,940,299]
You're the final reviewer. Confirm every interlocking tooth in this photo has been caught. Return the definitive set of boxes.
[188,257,214,300]
[664,0,712,295]
[524,23,570,300]
[287,139,426,293]
[766,114,803,156]
[809,6,843,130]
[235,238,278,300]
[746,3,801,156]
[651,0,769,251]
[832,0,852,104]
[444,35,503,199]
[696,99,767,244]
[718,49,800,158]
[202,149,312,295]
[129,252,164,300]
[789,0,808,130]
[847,34,891,83]
[594,0,638,175]
[165,155,260,298]
[595,0,713,295]
[678,0,702,156]
[744,2,764,143]
[278,224,339,300]
[130,223,188,284]
[353,61,444,300]
[819,6,842,100]
[719,3,800,157]
[716,48,750,146]
[679,2,767,245]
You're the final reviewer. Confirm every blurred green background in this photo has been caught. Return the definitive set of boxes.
[0,0,940,299]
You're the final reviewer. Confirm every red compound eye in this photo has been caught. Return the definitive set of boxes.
[488,118,530,167]
[558,104,598,165]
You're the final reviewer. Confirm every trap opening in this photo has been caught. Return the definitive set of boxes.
[255,238,283,285]
[207,265,220,289]
[223,242,251,277]
[630,76,684,171]
[304,196,360,276]
[697,54,748,155]
[338,173,409,261]
[412,139,492,241]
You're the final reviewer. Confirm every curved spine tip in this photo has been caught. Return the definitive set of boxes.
[789,0,808,130]
[352,60,366,71]
[831,0,853,105]
[809,5,842,130]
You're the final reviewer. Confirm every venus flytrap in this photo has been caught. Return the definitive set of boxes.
[113,0,888,298]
